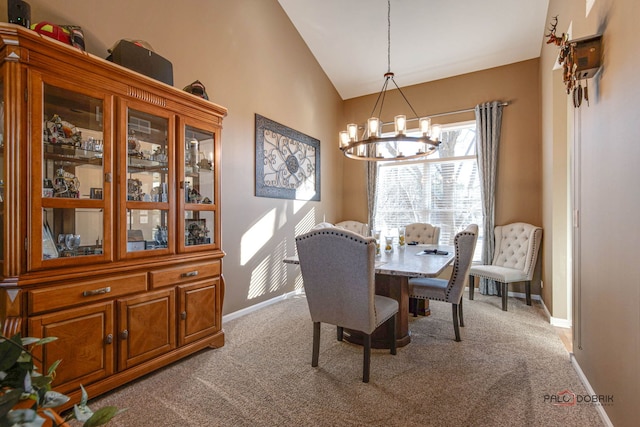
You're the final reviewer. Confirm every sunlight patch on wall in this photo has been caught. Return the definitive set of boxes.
[293,199,308,214]
[294,207,316,238]
[294,272,304,292]
[241,208,276,265]
[247,239,288,300]
[586,0,596,17]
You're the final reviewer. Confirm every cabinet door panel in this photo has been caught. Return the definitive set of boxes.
[28,302,115,395]
[177,117,220,253]
[118,289,175,370]
[30,72,114,271]
[178,279,221,346]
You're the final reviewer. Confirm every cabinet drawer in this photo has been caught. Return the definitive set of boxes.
[28,273,148,314]
[149,260,220,288]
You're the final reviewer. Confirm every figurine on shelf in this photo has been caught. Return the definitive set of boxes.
[198,152,213,170]
[44,114,82,146]
[152,146,168,163]
[53,168,80,198]
[127,178,144,201]
[187,186,202,203]
[186,220,210,245]
[127,130,144,158]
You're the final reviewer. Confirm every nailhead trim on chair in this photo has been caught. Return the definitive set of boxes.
[296,227,378,319]
[296,228,374,245]
[407,230,475,303]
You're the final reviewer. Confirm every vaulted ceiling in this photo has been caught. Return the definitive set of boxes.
[278,0,550,100]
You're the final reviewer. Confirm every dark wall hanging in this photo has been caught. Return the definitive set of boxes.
[255,114,320,201]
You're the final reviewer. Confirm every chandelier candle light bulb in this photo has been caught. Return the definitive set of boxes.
[431,124,442,142]
[394,115,406,135]
[419,117,431,136]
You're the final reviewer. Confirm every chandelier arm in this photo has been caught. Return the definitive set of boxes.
[369,75,391,118]
[389,77,421,120]
[376,77,391,119]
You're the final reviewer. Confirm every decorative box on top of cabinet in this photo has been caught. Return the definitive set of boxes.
[0,23,227,407]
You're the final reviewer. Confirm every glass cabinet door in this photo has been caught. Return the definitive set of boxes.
[121,104,173,256]
[179,122,218,251]
[0,78,4,264]
[31,77,112,269]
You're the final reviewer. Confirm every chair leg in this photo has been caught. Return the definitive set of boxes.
[410,297,417,317]
[458,297,464,327]
[337,326,344,341]
[312,322,321,367]
[501,282,508,311]
[452,303,461,342]
[389,314,397,356]
[363,333,371,383]
[525,281,532,305]
[469,275,475,300]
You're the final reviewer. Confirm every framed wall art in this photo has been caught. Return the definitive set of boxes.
[255,114,320,201]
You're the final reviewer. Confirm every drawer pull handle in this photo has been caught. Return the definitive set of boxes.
[181,311,187,320]
[181,271,199,278]
[120,330,129,340]
[105,334,113,345]
[83,287,111,297]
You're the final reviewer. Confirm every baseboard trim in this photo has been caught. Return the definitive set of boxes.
[536,295,572,328]
[223,289,304,323]
[570,354,615,427]
[465,287,572,328]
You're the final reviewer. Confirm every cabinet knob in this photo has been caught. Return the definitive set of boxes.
[105,173,112,183]
[181,311,187,320]
[105,334,113,345]
[120,330,129,340]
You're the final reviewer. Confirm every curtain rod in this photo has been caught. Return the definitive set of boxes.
[380,101,510,125]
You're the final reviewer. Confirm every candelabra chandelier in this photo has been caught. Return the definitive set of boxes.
[339,1,441,162]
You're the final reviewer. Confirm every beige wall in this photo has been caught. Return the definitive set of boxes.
[6,0,345,314]
[343,59,543,293]
[6,0,639,423]
[542,0,640,425]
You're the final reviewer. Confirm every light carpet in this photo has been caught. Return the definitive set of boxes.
[83,293,604,426]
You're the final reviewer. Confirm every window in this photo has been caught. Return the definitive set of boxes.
[373,121,483,259]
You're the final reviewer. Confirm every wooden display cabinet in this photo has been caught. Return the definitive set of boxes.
[0,23,226,406]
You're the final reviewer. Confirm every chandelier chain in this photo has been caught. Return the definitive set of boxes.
[387,0,391,74]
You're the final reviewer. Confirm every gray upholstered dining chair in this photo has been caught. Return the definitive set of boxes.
[404,223,440,244]
[335,220,369,236]
[468,222,542,311]
[408,224,478,342]
[295,227,398,383]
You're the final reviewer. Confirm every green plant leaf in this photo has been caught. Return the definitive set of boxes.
[41,391,70,408]
[20,337,41,346]
[6,408,46,427]
[79,384,89,407]
[83,406,120,427]
[0,388,23,418]
[47,359,62,377]
[73,403,93,423]
[0,335,23,372]
[33,337,58,346]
